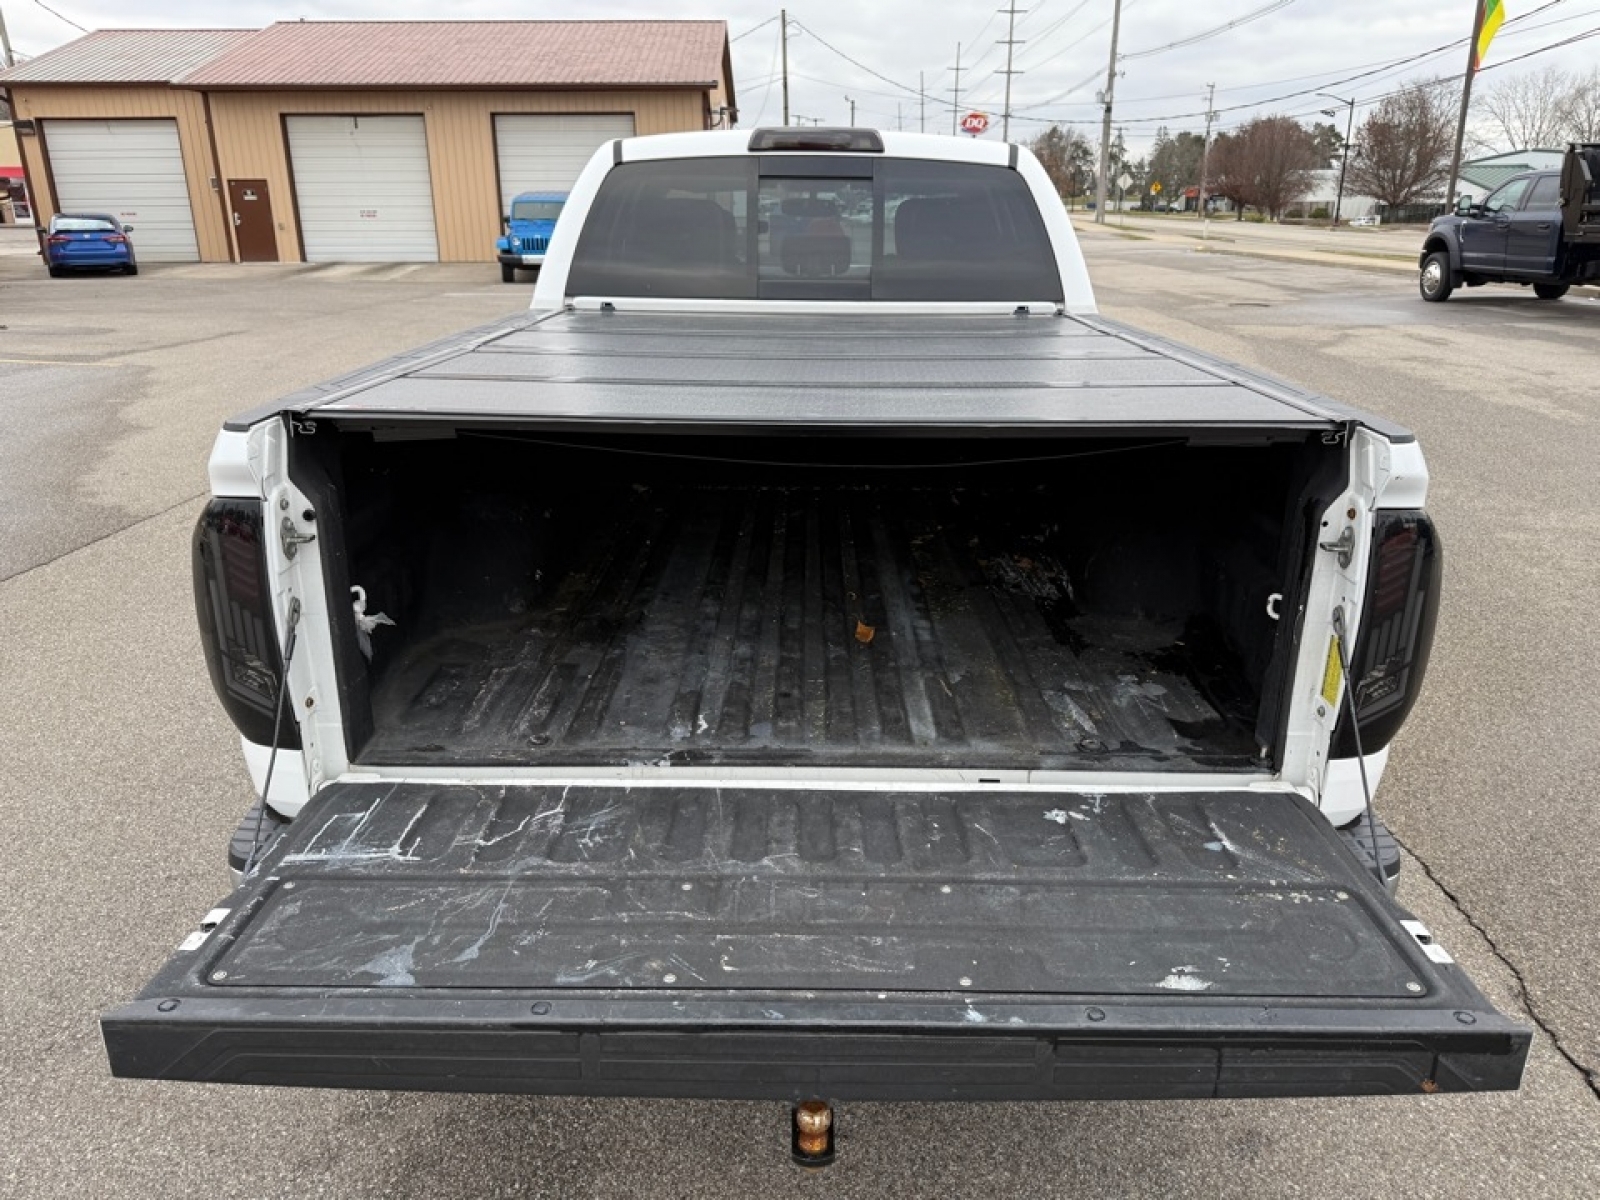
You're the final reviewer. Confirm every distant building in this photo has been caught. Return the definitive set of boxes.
[1453,148,1567,204]
[0,22,735,262]
[1288,168,1381,221]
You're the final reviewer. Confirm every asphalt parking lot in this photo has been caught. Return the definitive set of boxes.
[2,235,1598,1199]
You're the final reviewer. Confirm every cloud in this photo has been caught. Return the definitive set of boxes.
[9,1,1595,155]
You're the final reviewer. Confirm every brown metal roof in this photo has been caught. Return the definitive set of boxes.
[178,21,728,90]
[0,29,256,85]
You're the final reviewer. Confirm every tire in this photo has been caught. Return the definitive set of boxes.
[47,266,65,278]
[1419,251,1454,302]
[124,262,139,276]
[1532,282,1568,301]
[501,262,516,283]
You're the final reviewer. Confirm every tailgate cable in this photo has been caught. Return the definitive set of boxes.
[241,596,302,880]
[1332,606,1384,887]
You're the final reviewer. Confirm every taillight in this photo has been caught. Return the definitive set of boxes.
[47,234,70,245]
[105,234,127,243]
[193,499,300,748]
[1331,511,1441,757]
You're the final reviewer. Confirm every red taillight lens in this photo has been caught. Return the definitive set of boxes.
[1367,525,1417,618]
[47,234,70,245]
[194,499,301,749]
[105,234,127,243]
[1331,512,1441,757]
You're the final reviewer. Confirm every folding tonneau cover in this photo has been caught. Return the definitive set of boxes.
[223,310,1413,441]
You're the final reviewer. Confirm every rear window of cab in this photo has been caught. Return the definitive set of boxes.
[567,157,1064,303]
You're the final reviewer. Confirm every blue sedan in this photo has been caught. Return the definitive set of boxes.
[44,213,138,277]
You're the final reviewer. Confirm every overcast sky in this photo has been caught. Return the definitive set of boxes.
[6,1,1599,154]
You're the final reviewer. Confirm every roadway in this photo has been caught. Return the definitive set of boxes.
[1,232,1596,1198]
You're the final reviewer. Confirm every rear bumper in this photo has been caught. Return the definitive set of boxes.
[103,993,1528,1100]
[49,253,131,268]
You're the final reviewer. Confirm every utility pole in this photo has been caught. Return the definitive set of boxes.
[1093,0,1124,224]
[780,8,791,126]
[920,70,926,133]
[1198,82,1217,229]
[0,6,16,70]
[998,3,1026,142]
[1446,1,1487,207]
[846,95,856,125]
[1317,92,1356,226]
[897,103,904,132]
[948,43,964,136]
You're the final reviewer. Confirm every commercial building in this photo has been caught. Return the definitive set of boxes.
[0,21,735,262]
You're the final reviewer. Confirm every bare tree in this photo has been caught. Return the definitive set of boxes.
[1558,67,1600,142]
[1479,66,1576,151]
[1346,80,1456,210]
[1206,117,1320,220]
[1207,132,1254,219]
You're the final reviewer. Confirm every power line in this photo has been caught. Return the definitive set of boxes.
[1015,5,1589,115]
[1016,0,1094,54]
[1010,0,1579,121]
[1031,8,1592,128]
[789,18,939,108]
[1009,20,1600,132]
[1014,2,1130,77]
[749,22,785,126]
[30,0,87,34]
[731,15,779,43]
[1121,0,1299,62]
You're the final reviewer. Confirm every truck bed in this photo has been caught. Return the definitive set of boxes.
[360,479,1261,769]
[281,309,1389,772]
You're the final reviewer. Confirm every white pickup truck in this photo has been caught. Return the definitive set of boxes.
[103,129,1526,1144]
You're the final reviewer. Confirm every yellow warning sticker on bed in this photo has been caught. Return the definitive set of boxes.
[1321,637,1344,707]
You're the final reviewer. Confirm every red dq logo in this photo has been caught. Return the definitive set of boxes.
[960,111,990,136]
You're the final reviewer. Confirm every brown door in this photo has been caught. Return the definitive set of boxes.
[228,179,279,262]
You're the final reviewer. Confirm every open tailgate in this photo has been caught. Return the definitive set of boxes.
[103,783,1528,1100]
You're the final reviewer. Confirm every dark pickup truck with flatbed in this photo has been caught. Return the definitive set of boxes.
[1420,141,1600,302]
[103,129,1526,1152]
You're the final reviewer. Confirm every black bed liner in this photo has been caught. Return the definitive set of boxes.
[361,481,1259,769]
[104,782,1527,1099]
[226,310,1414,439]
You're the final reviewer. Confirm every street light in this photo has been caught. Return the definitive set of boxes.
[1317,93,1356,227]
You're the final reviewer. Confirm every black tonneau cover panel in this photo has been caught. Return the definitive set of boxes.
[227,311,1410,437]
[104,783,1527,1099]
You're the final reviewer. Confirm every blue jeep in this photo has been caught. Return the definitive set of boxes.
[497,191,567,283]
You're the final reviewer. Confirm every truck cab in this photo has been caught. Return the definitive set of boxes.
[1420,143,1600,301]
[496,190,567,283]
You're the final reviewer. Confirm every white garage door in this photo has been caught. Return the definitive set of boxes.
[494,114,636,216]
[44,119,199,262]
[286,116,438,262]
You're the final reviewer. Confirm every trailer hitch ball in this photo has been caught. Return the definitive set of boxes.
[791,1100,836,1167]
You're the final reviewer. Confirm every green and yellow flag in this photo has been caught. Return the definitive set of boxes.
[1476,0,1506,70]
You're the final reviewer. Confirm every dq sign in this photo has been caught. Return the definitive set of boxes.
[960,111,991,136]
